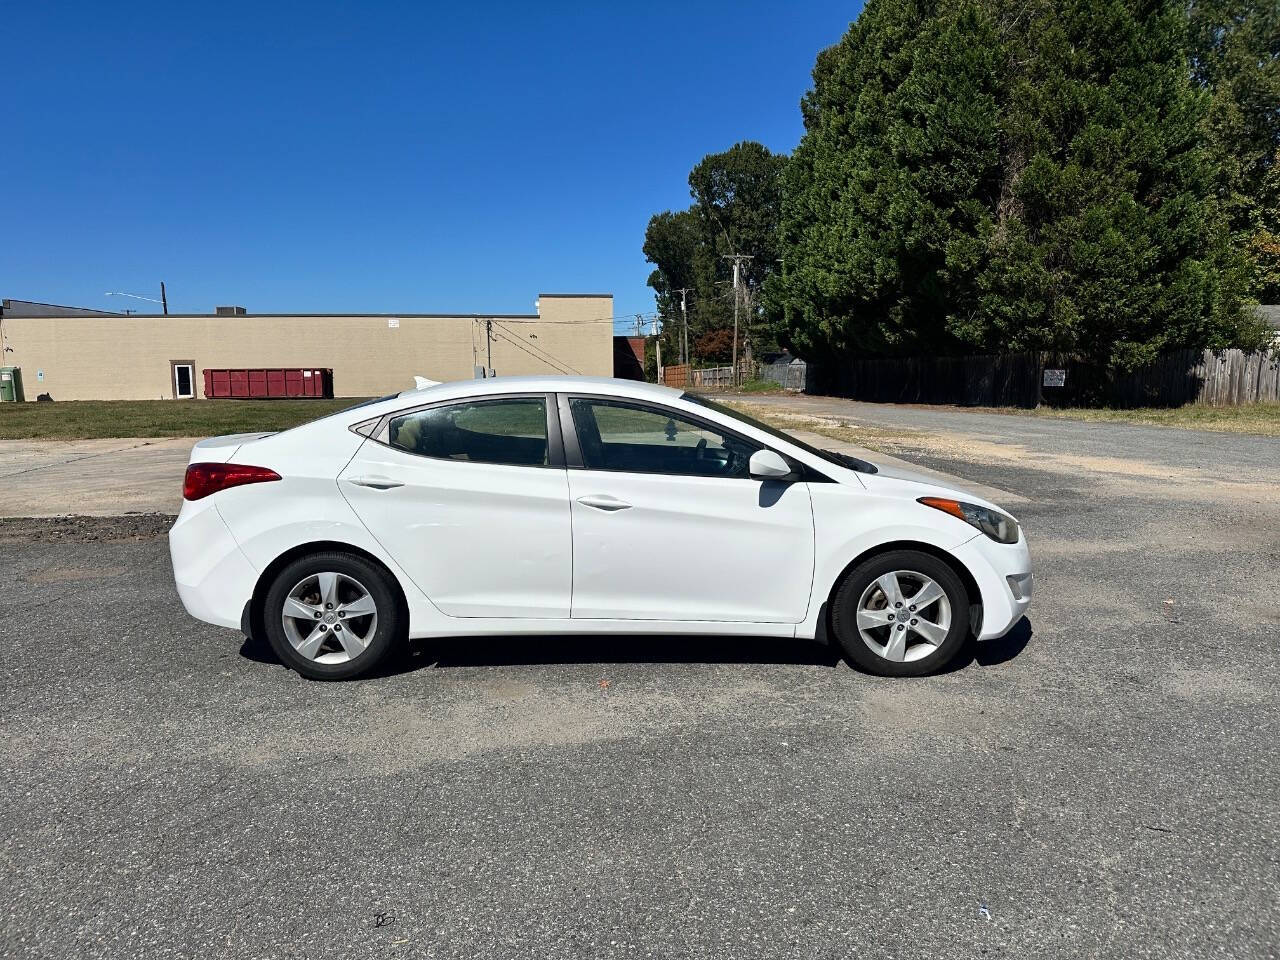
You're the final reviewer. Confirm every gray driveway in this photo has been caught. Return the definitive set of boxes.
[1,405,1278,958]
[729,392,1279,484]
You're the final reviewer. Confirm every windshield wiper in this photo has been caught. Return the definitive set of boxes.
[824,450,878,474]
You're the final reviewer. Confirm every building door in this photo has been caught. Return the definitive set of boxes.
[171,361,195,399]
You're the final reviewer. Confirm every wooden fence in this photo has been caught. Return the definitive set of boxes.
[819,349,1279,408]
[758,360,813,392]
[662,361,755,389]
[1187,349,1280,406]
[661,363,690,388]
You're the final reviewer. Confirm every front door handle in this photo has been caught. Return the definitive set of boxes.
[576,494,631,512]
[346,475,405,490]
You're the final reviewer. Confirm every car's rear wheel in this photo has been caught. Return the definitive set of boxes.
[830,549,969,676]
[262,551,402,680]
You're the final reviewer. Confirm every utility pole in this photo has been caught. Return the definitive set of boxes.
[485,318,493,373]
[655,326,662,384]
[674,287,692,365]
[160,282,168,316]
[723,254,753,387]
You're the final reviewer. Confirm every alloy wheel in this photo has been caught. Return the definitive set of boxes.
[280,571,379,664]
[855,570,952,663]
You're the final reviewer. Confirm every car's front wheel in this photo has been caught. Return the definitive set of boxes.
[262,551,403,680]
[830,549,970,676]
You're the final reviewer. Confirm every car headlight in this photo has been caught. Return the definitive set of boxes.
[918,497,1020,544]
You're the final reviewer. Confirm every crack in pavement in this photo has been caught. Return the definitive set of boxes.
[0,439,183,480]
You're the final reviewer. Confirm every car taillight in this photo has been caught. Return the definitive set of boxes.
[183,462,281,501]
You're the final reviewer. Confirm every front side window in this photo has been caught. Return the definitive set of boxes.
[388,397,548,467]
[683,393,875,474]
[569,398,758,478]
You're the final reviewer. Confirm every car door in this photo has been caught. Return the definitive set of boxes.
[339,393,572,618]
[562,395,815,623]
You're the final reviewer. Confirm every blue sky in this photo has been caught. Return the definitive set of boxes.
[3,1,858,329]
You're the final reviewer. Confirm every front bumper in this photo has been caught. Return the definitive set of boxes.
[951,532,1033,640]
[169,502,259,630]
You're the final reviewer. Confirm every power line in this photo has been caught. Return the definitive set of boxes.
[490,322,582,375]
[490,328,575,375]
[500,324,584,375]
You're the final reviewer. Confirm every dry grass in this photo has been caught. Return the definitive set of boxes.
[723,403,920,454]
[732,395,1280,438]
[978,403,1280,436]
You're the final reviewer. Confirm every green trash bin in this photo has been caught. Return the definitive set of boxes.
[0,367,24,402]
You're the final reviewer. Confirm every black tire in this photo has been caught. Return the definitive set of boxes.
[830,549,970,677]
[262,550,403,680]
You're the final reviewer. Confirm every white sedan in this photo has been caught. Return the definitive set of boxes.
[170,376,1032,680]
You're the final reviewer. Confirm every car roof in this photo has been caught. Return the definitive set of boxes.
[322,375,686,427]
[399,375,683,403]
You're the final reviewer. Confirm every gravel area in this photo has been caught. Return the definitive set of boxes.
[0,513,174,544]
[1,408,1277,959]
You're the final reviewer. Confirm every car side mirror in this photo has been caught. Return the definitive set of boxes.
[749,449,794,481]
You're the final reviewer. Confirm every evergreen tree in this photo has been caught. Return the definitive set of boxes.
[1250,147,1280,299]
[765,0,1005,359]
[769,0,1268,370]
[1188,0,1280,301]
[968,0,1265,367]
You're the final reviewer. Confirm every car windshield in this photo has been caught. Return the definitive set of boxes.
[682,393,878,474]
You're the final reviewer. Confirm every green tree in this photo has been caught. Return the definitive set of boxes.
[764,0,1005,359]
[1188,0,1280,301]
[1249,148,1280,299]
[644,141,787,363]
[970,0,1266,368]
[688,141,787,292]
[769,0,1268,370]
[642,209,699,342]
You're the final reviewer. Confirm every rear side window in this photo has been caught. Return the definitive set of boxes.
[569,397,758,478]
[387,397,548,467]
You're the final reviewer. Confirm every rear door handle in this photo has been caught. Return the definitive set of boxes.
[576,494,631,512]
[346,475,405,490]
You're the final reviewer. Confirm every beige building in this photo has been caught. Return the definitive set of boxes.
[0,293,613,400]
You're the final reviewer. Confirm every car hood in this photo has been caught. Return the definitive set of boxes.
[856,464,1011,518]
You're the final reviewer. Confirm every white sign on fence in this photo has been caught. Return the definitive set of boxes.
[1043,368,1066,387]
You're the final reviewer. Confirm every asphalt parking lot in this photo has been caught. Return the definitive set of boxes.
[2,401,1278,959]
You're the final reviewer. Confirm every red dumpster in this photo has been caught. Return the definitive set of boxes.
[202,368,334,399]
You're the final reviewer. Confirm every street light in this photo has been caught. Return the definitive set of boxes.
[106,282,168,315]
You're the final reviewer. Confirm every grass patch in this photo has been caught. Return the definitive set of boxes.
[688,379,786,395]
[0,398,371,440]
[983,403,1280,436]
[733,378,787,394]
